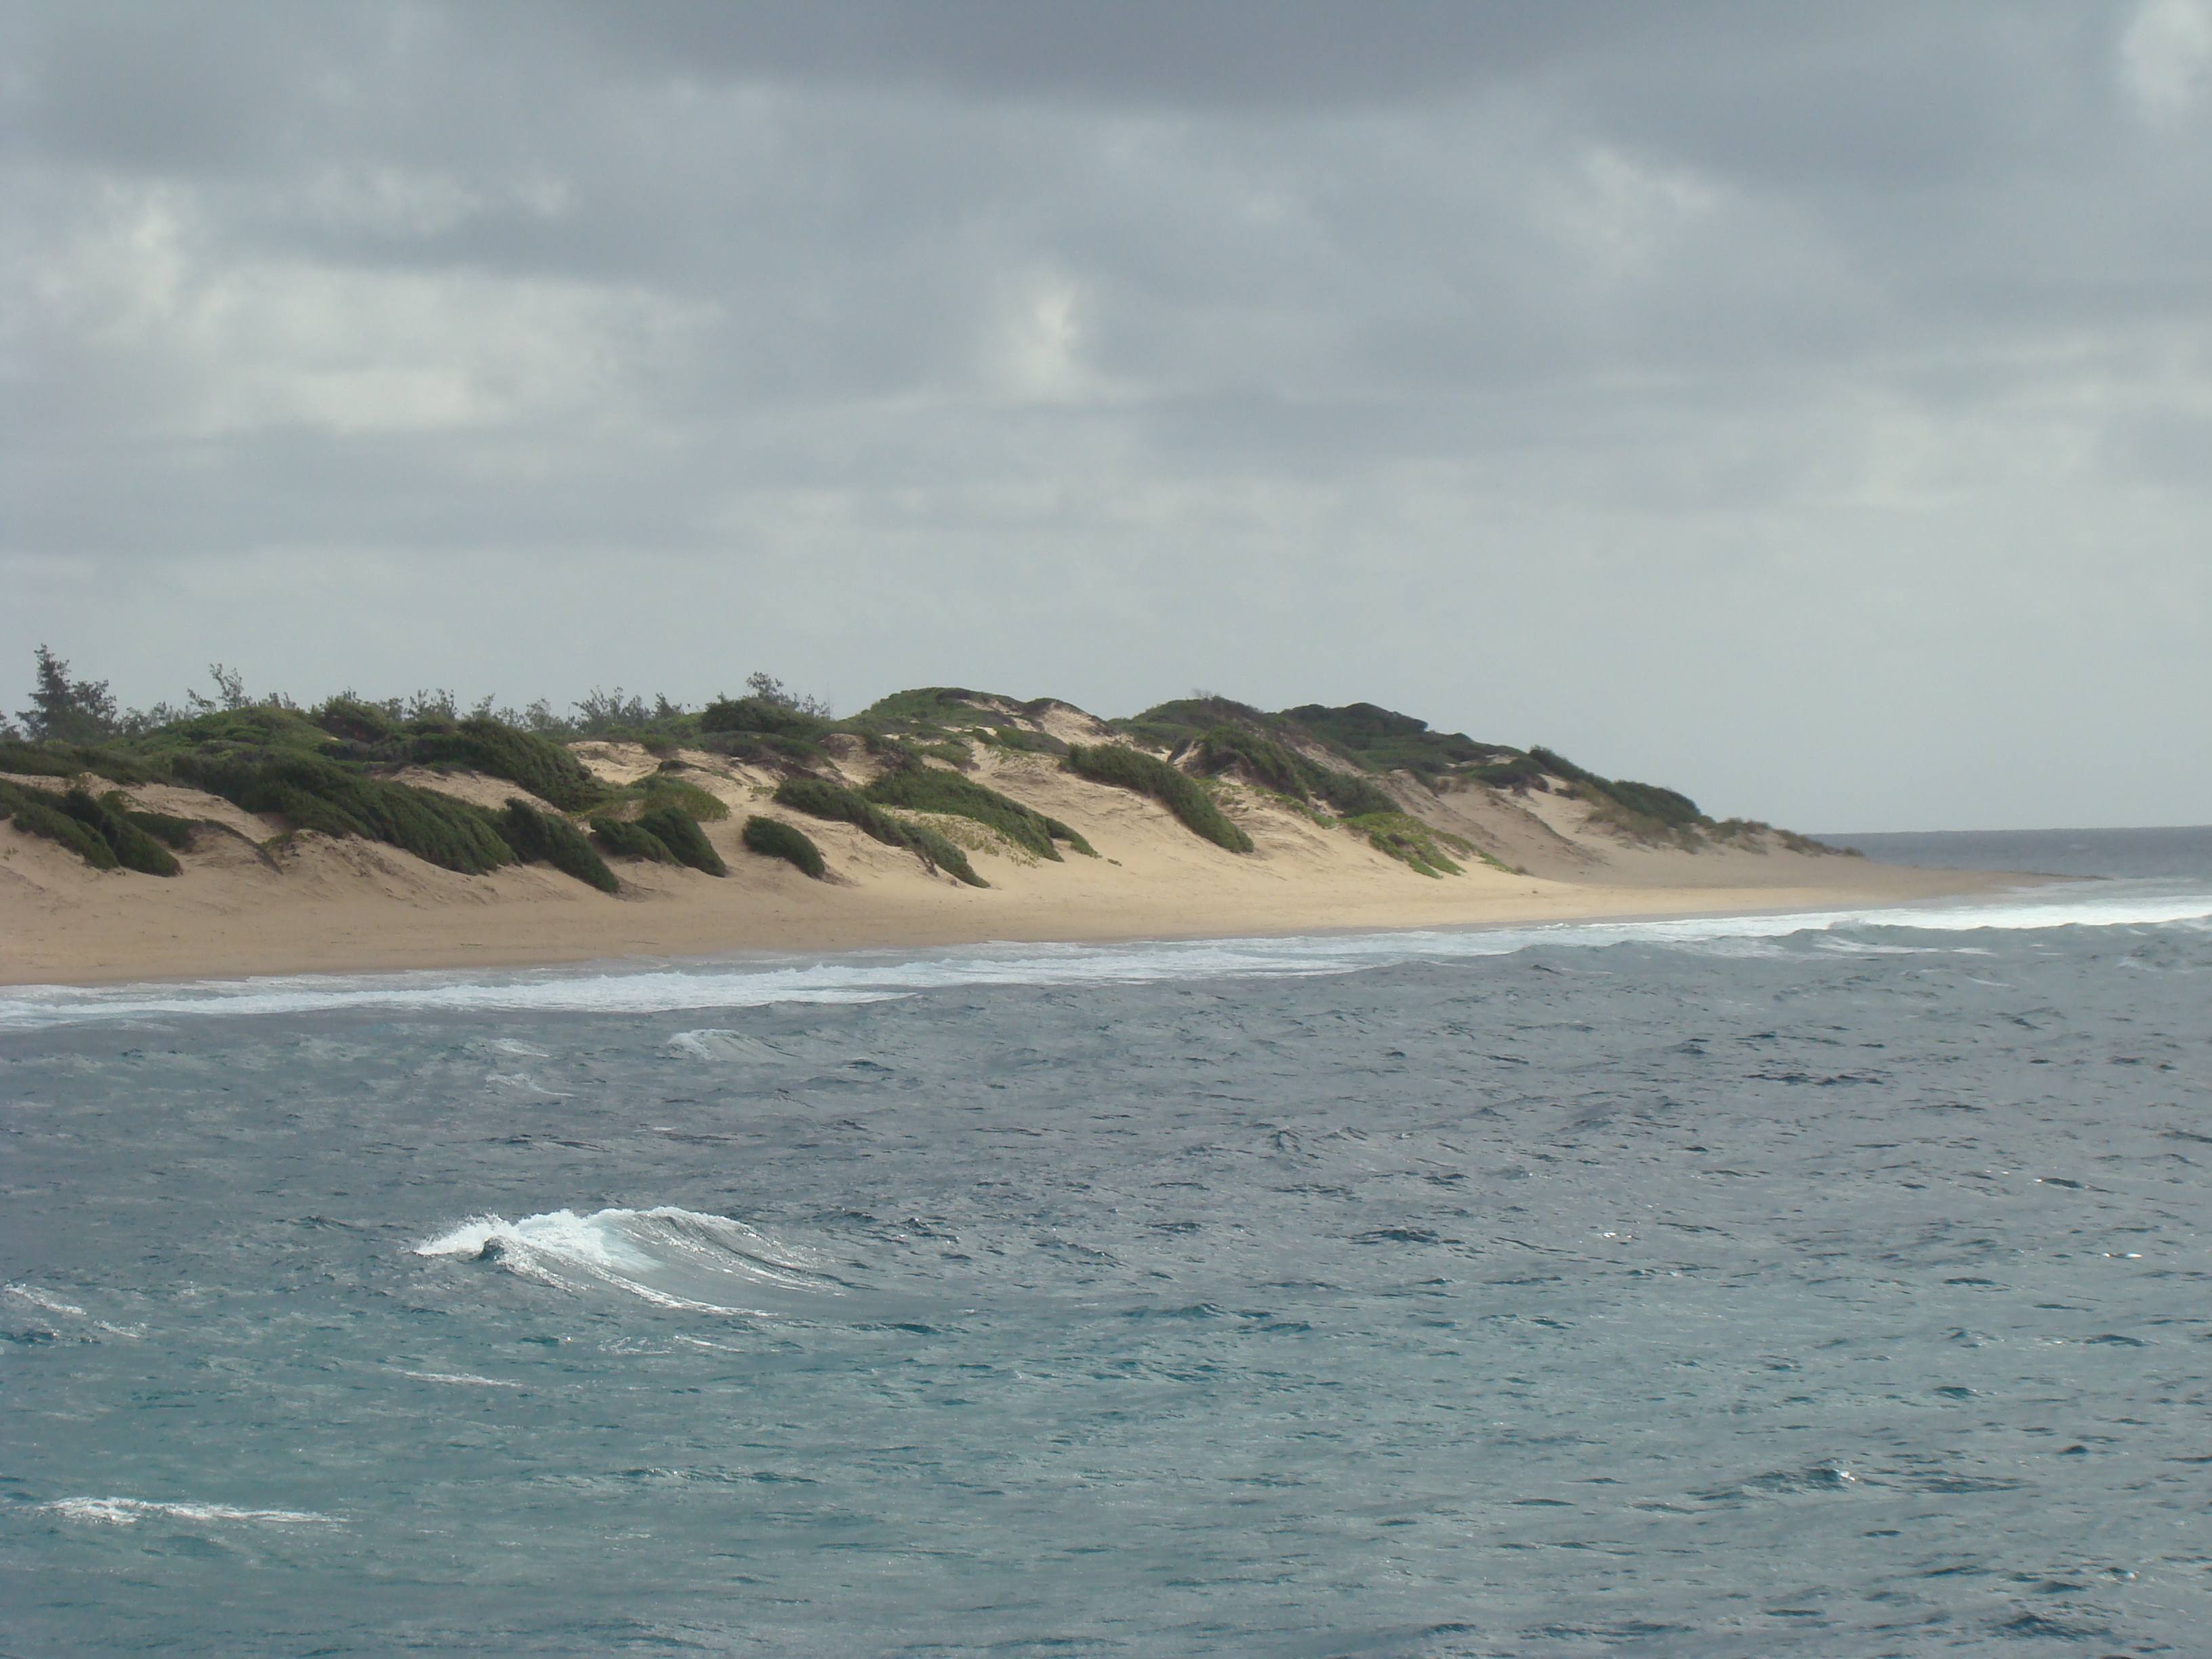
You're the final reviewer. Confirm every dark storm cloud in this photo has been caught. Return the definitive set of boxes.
[5,2,2210,828]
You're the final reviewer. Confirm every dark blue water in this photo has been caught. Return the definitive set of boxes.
[5,839,2211,1656]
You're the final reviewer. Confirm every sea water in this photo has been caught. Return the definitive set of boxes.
[4,829,2211,1656]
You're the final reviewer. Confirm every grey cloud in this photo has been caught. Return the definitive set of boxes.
[5,1,2210,829]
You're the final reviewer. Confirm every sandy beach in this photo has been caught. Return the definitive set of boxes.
[1,741,2029,988]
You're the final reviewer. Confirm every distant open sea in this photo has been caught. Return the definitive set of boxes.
[5,827,2211,1657]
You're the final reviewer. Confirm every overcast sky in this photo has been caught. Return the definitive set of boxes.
[7,2,2209,830]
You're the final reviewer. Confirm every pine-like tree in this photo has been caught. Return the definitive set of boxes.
[16,646,118,743]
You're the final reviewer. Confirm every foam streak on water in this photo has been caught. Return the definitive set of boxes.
[3,837,2211,1655]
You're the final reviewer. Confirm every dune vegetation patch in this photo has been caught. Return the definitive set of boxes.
[773,777,988,887]
[1345,812,1481,878]
[638,804,727,876]
[862,762,1094,859]
[589,816,676,864]
[1064,744,1253,855]
[497,798,619,894]
[741,815,827,879]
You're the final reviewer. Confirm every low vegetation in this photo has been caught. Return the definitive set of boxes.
[1064,743,1254,854]
[1345,811,1474,879]
[104,792,199,851]
[12,797,119,867]
[862,762,1095,859]
[58,787,182,877]
[170,752,516,875]
[0,779,117,868]
[589,816,676,863]
[497,798,619,893]
[772,777,988,886]
[1280,702,1513,777]
[846,687,1070,762]
[399,718,611,814]
[1528,745,1708,842]
[637,804,726,876]
[630,773,730,822]
[741,815,827,879]
[1191,726,1396,819]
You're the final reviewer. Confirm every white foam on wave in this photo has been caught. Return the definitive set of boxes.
[6,1282,145,1338]
[669,1029,790,1063]
[413,1206,838,1315]
[45,1496,337,1528]
[7,1283,85,1318]
[4,880,2206,1030]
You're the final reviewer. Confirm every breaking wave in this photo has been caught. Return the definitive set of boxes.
[413,1206,843,1316]
[45,1496,337,1528]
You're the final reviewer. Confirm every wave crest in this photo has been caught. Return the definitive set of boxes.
[413,1206,841,1315]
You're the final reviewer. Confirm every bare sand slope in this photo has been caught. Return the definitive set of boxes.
[1,752,2024,987]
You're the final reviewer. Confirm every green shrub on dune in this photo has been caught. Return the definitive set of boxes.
[7,796,118,868]
[0,741,94,779]
[100,791,199,851]
[741,815,827,879]
[407,717,609,813]
[590,816,676,863]
[497,798,619,894]
[772,777,988,886]
[58,787,182,876]
[172,752,514,875]
[1525,746,1704,834]
[1063,744,1254,854]
[0,737,161,784]
[131,706,333,759]
[1345,811,1472,879]
[861,764,1094,859]
[1192,726,1396,819]
[1594,777,1702,827]
[699,696,833,741]
[636,774,730,822]
[1470,754,1547,790]
[638,804,727,876]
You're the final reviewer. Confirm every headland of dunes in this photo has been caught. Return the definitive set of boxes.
[1,678,2023,985]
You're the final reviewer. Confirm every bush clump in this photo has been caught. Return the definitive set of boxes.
[131,707,333,759]
[863,764,1094,859]
[497,798,619,893]
[0,741,90,779]
[0,738,159,784]
[590,817,676,863]
[311,696,402,744]
[1598,777,1702,827]
[741,815,827,879]
[1192,726,1396,819]
[171,752,514,875]
[5,794,118,868]
[1063,744,1254,854]
[58,787,182,876]
[407,717,609,813]
[773,777,988,886]
[699,696,834,741]
[102,792,199,851]
[635,774,730,822]
[1469,754,1548,791]
[638,804,726,876]
[1345,811,1473,879]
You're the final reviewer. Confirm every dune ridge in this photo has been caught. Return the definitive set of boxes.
[1,688,2021,987]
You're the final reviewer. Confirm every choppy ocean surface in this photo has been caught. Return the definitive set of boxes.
[5,830,2211,1656]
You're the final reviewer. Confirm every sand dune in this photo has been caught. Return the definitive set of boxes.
[1,741,2024,987]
